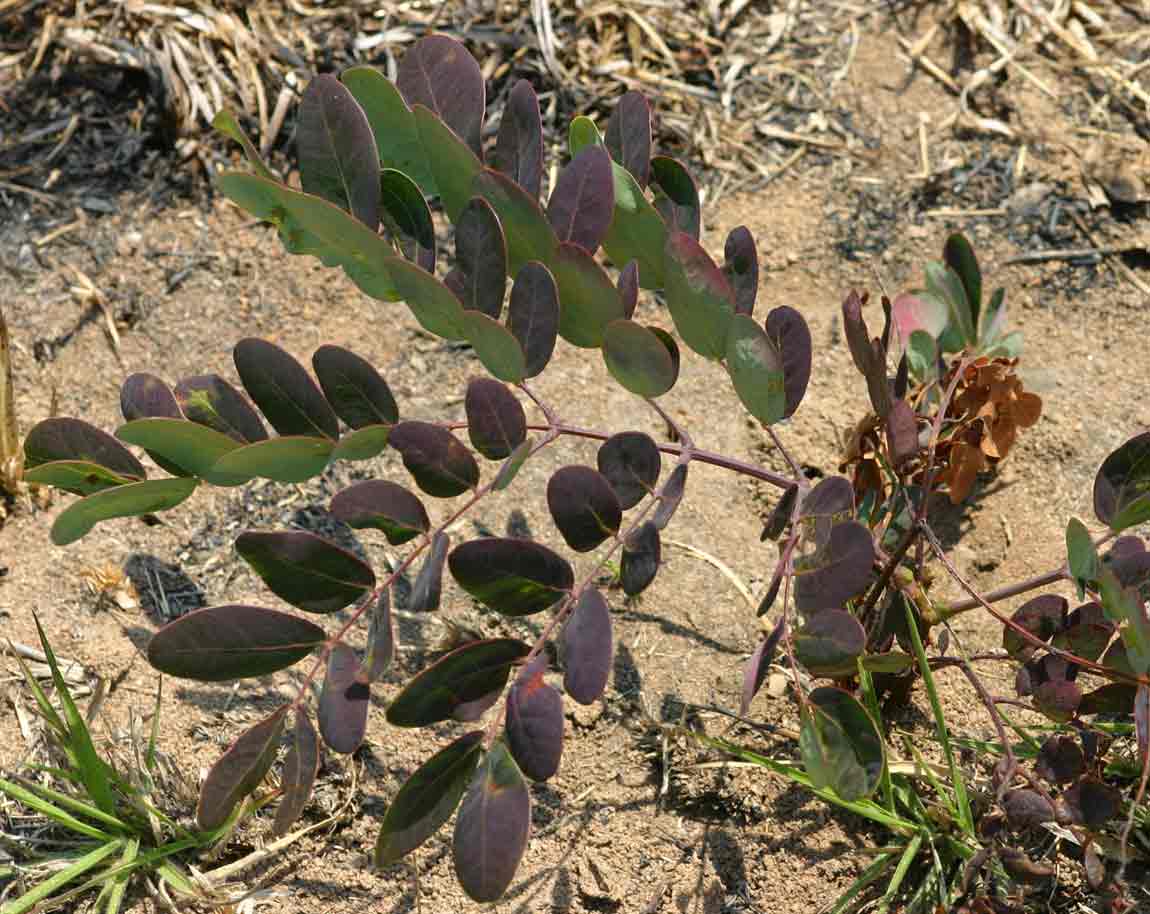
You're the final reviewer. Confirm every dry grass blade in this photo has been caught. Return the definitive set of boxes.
[0,303,21,496]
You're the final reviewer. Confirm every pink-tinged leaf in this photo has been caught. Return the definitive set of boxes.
[330,479,429,546]
[1003,595,1067,661]
[1056,777,1121,828]
[452,687,503,723]
[885,400,919,465]
[448,538,574,616]
[546,144,615,253]
[765,306,812,419]
[319,642,370,754]
[618,260,640,319]
[546,465,623,552]
[494,79,543,199]
[604,91,652,188]
[147,605,325,681]
[375,732,484,865]
[891,292,948,343]
[409,531,449,612]
[389,421,480,498]
[723,227,758,316]
[793,609,866,678]
[120,373,182,421]
[453,741,531,903]
[233,338,340,440]
[652,463,688,530]
[274,709,321,836]
[563,588,613,705]
[386,638,530,727]
[793,521,875,614]
[365,588,394,680]
[597,431,661,510]
[601,319,680,399]
[1094,432,1150,532]
[312,344,399,429]
[235,530,375,614]
[1034,735,1084,784]
[174,374,268,443]
[448,196,507,319]
[298,74,381,229]
[620,521,661,596]
[471,168,557,275]
[742,617,785,715]
[197,705,288,831]
[24,417,146,484]
[505,656,564,781]
[465,379,527,460]
[397,34,485,158]
[508,261,560,378]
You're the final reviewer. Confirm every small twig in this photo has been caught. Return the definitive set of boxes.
[1001,244,1147,266]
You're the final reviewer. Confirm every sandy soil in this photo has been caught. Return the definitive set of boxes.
[2,18,1149,914]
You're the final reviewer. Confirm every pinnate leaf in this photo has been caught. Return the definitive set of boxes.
[494,80,543,199]
[597,431,661,510]
[120,373,181,421]
[24,417,145,482]
[318,642,370,753]
[312,344,398,430]
[563,588,613,704]
[465,379,527,460]
[551,242,626,348]
[472,168,557,275]
[448,197,507,319]
[375,731,484,865]
[507,261,559,378]
[330,479,429,545]
[197,705,288,831]
[210,435,334,484]
[602,319,679,398]
[460,310,527,383]
[389,421,479,497]
[386,638,529,727]
[664,232,735,360]
[235,530,375,614]
[726,314,785,426]
[412,104,482,222]
[233,338,339,440]
[547,465,623,552]
[274,709,321,836]
[452,741,531,903]
[449,537,573,616]
[147,604,325,681]
[115,418,246,486]
[298,74,380,229]
[505,656,564,781]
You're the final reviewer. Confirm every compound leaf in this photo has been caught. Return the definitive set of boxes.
[449,538,573,616]
[551,243,627,348]
[24,417,145,484]
[147,604,325,681]
[389,421,479,497]
[235,530,375,614]
[386,638,529,727]
[197,705,288,831]
[210,436,334,484]
[466,379,527,460]
[452,741,531,903]
[115,418,246,486]
[412,104,482,222]
[120,373,181,422]
[562,588,613,705]
[51,477,197,546]
[298,74,380,229]
[547,465,622,552]
[597,431,661,510]
[507,261,560,378]
[341,65,435,194]
[330,479,429,545]
[375,731,484,865]
[318,642,370,753]
[493,79,543,199]
[472,168,557,275]
[505,656,564,781]
[460,311,527,383]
